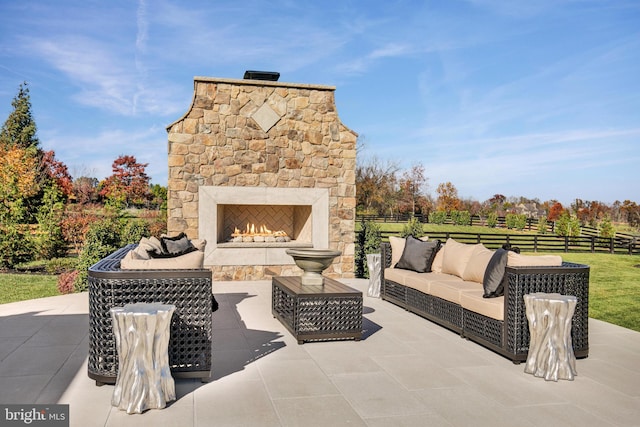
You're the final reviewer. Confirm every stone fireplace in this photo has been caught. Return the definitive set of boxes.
[166,74,357,280]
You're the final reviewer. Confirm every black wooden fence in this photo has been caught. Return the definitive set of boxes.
[356,215,640,255]
[373,230,639,255]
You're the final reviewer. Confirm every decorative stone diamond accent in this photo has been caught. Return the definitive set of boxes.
[251,103,281,132]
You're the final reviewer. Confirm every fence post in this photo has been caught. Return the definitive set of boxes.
[565,236,569,253]
[534,236,538,252]
[610,238,614,254]
[591,237,595,253]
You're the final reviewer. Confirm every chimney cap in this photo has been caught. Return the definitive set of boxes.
[243,70,280,81]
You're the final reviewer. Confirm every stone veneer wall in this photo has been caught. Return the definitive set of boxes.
[166,76,357,281]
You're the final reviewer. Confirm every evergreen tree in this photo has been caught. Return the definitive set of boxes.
[0,82,40,152]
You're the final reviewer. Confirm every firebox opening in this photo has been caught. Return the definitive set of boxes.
[216,204,312,248]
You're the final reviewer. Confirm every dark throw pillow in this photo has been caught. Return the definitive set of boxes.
[148,233,196,258]
[482,248,508,298]
[395,236,441,273]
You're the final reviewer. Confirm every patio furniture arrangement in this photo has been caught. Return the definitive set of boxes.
[88,244,213,385]
[524,293,578,381]
[272,276,363,344]
[381,237,590,363]
[110,303,176,414]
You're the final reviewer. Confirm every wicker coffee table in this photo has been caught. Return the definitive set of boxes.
[272,276,363,344]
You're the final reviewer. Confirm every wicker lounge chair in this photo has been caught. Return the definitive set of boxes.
[87,244,213,385]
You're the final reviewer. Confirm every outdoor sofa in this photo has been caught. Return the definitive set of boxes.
[380,237,590,363]
[87,237,213,385]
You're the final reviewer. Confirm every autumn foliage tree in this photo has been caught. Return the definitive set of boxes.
[100,155,150,208]
[0,83,42,266]
[356,155,399,215]
[435,182,461,213]
[547,202,565,221]
[397,164,429,216]
[41,150,73,199]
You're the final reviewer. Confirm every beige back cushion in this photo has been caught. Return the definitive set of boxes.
[431,244,445,273]
[441,238,481,278]
[462,244,495,283]
[507,252,562,267]
[389,236,406,266]
[121,249,204,270]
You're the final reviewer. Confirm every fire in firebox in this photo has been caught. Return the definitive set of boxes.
[229,223,291,243]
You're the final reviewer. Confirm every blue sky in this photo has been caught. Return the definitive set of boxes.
[1,0,638,205]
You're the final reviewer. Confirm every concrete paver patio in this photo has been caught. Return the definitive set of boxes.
[1,279,639,426]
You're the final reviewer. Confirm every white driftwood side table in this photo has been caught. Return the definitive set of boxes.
[524,293,578,381]
[110,302,176,414]
[366,253,382,298]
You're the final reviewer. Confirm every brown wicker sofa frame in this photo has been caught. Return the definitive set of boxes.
[380,242,590,363]
[88,244,213,385]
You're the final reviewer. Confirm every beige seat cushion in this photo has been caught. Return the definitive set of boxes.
[404,272,462,295]
[120,249,204,270]
[441,238,482,278]
[462,244,495,283]
[428,280,483,305]
[507,252,562,267]
[384,267,417,285]
[459,289,504,321]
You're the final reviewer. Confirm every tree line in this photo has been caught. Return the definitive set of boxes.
[0,82,167,273]
[356,154,640,232]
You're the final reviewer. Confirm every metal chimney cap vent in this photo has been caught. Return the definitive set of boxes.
[243,70,280,81]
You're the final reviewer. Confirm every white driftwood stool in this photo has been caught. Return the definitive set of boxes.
[524,293,577,381]
[110,302,176,414]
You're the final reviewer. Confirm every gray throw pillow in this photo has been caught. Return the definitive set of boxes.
[153,233,196,258]
[395,236,441,273]
[483,248,508,298]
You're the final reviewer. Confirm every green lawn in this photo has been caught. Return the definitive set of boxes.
[0,273,60,304]
[558,252,640,332]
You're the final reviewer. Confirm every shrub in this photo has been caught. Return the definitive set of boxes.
[140,209,167,237]
[505,213,527,230]
[355,220,382,278]
[0,224,34,268]
[45,257,78,274]
[34,185,67,260]
[598,215,616,238]
[120,218,150,246]
[61,206,100,253]
[537,216,548,234]
[401,216,424,238]
[451,210,471,226]
[58,270,78,295]
[73,218,122,292]
[428,211,447,225]
[555,212,581,237]
[485,212,497,228]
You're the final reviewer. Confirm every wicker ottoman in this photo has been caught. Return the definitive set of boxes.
[272,276,363,344]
